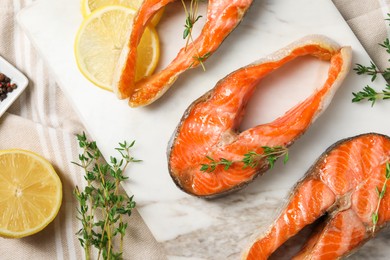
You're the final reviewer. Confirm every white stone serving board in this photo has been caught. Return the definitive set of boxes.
[18,0,390,259]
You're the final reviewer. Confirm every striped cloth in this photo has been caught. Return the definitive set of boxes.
[334,0,390,71]
[0,0,166,259]
[0,0,389,259]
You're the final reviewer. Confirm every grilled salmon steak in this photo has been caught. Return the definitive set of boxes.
[112,0,254,107]
[168,35,352,198]
[243,133,390,259]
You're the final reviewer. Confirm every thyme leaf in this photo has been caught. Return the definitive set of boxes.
[183,14,202,40]
[372,162,390,234]
[200,145,289,173]
[189,52,211,70]
[352,85,390,106]
[354,61,390,82]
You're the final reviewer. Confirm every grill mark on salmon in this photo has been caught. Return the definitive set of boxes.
[244,133,390,259]
[168,35,352,198]
[112,0,254,107]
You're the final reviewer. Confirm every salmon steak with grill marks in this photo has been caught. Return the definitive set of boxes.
[113,0,254,107]
[167,35,352,198]
[243,133,390,259]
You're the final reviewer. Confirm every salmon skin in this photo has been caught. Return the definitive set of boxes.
[167,35,352,198]
[243,133,390,259]
[112,0,254,107]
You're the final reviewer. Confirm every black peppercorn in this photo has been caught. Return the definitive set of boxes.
[0,93,7,101]
[0,72,16,102]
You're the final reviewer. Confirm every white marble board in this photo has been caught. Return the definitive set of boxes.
[17,0,390,259]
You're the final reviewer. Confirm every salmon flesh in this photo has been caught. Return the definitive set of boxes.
[168,35,352,198]
[243,133,390,259]
[112,0,254,107]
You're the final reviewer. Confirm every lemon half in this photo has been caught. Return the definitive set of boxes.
[0,149,62,238]
[74,5,160,91]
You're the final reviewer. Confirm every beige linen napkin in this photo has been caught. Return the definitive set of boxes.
[0,0,166,259]
[333,0,390,72]
[1,0,390,259]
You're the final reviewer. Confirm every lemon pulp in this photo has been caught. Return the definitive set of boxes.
[74,5,160,91]
[0,149,62,238]
[81,0,164,26]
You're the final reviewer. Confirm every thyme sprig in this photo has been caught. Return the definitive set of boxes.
[200,146,289,173]
[200,156,233,172]
[182,0,202,43]
[372,162,390,234]
[352,85,390,106]
[354,62,390,82]
[353,13,390,105]
[181,0,209,71]
[73,132,140,260]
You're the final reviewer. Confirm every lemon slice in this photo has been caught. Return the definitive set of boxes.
[0,149,62,238]
[74,5,160,91]
[81,0,164,26]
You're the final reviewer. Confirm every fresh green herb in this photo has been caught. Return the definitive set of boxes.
[379,37,390,55]
[182,4,202,42]
[181,0,201,49]
[352,85,390,106]
[353,13,390,105]
[200,156,233,172]
[73,132,140,260]
[372,162,390,234]
[354,62,390,82]
[243,146,290,169]
[181,0,209,71]
[200,146,289,173]
[190,52,211,70]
